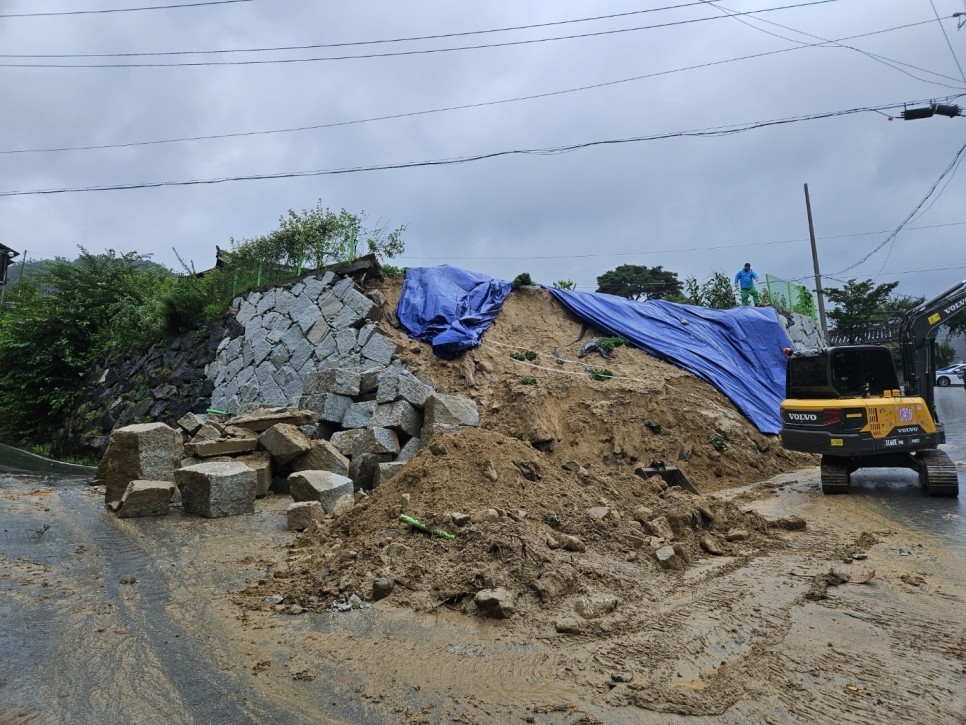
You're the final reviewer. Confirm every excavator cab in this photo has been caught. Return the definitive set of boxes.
[781,345,956,497]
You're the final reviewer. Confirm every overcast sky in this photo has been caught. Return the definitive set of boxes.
[1,0,965,305]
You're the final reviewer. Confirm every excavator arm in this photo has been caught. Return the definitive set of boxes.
[898,278,966,420]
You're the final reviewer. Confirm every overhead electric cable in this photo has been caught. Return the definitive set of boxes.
[832,140,966,276]
[0,0,847,68]
[0,0,254,19]
[929,0,966,83]
[0,102,934,197]
[569,263,966,290]
[872,144,966,277]
[698,0,965,87]
[0,1,759,57]
[0,24,946,157]
[392,221,966,261]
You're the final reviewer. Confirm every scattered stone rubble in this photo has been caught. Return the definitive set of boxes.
[96,376,480,520]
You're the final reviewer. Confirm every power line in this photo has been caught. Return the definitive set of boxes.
[566,264,966,291]
[0,0,255,19]
[0,101,941,197]
[872,141,966,278]
[0,2,746,58]
[929,0,966,83]
[698,0,964,88]
[0,0,847,68]
[832,139,966,276]
[16,220,966,268]
[394,221,966,261]
[1,24,948,157]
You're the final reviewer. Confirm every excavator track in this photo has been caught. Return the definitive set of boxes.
[820,456,850,495]
[916,449,959,498]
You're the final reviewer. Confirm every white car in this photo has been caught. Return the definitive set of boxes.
[936,363,966,387]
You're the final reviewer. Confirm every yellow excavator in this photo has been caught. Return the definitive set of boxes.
[779,279,966,497]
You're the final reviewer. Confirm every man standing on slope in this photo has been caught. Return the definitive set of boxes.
[734,262,760,306]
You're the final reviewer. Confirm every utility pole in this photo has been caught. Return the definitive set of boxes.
[803,184,828,340]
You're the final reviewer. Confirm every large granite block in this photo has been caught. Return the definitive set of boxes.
[175,461,257,518]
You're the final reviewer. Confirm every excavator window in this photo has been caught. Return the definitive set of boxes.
[829,347,899,397]
[787,347,900,399]
[786,355,837,398]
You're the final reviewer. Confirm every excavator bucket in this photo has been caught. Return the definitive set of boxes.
[634,460,699,494]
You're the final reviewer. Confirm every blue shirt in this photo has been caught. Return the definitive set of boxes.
[735,268,758,289]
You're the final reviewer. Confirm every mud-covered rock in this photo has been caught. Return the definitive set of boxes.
[287,501,324,531]
[474,587,515,618]
[574,594,618,619]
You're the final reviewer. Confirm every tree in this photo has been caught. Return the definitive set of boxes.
[226,201,405,276]
[678,272,737,309]
[0,249,173,444]
[825,278,900,344]
[881,294,924,326]
[165,202,407,334]
[595,264,682,301]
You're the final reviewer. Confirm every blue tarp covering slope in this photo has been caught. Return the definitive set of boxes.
[396,266,513,360]
[547,288,792,434]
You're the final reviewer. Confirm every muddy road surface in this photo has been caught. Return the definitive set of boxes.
[1,390,964,724]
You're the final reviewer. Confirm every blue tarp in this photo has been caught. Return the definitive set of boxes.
[396,266,513,360]
[546,288,792,434]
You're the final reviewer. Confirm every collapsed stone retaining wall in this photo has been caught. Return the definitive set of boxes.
[779,310,825,350]
[208,270,399,412]
[58,259,394,459]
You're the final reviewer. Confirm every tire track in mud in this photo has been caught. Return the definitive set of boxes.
[585,552,806,717]
[0,480,291,725]
[773,596,966,723]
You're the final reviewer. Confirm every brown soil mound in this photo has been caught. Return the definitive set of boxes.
[239,280,814,619]
[383,283,809,494]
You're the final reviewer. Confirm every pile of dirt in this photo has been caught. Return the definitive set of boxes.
[238,280,815,621]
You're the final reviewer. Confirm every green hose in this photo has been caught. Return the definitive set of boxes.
[399,514,455,540]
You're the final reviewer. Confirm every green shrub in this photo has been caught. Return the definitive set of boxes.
[521,376,538,385]
[597,336,628,355]
[381,264,408,277]
[512,272,534,289]
[510,350,538,362]
[589,368,614,381]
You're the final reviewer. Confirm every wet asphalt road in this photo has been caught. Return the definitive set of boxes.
[845,386,966,554]
[0,455,363,724]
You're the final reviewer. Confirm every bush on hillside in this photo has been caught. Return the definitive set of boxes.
[0,249,174,442]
